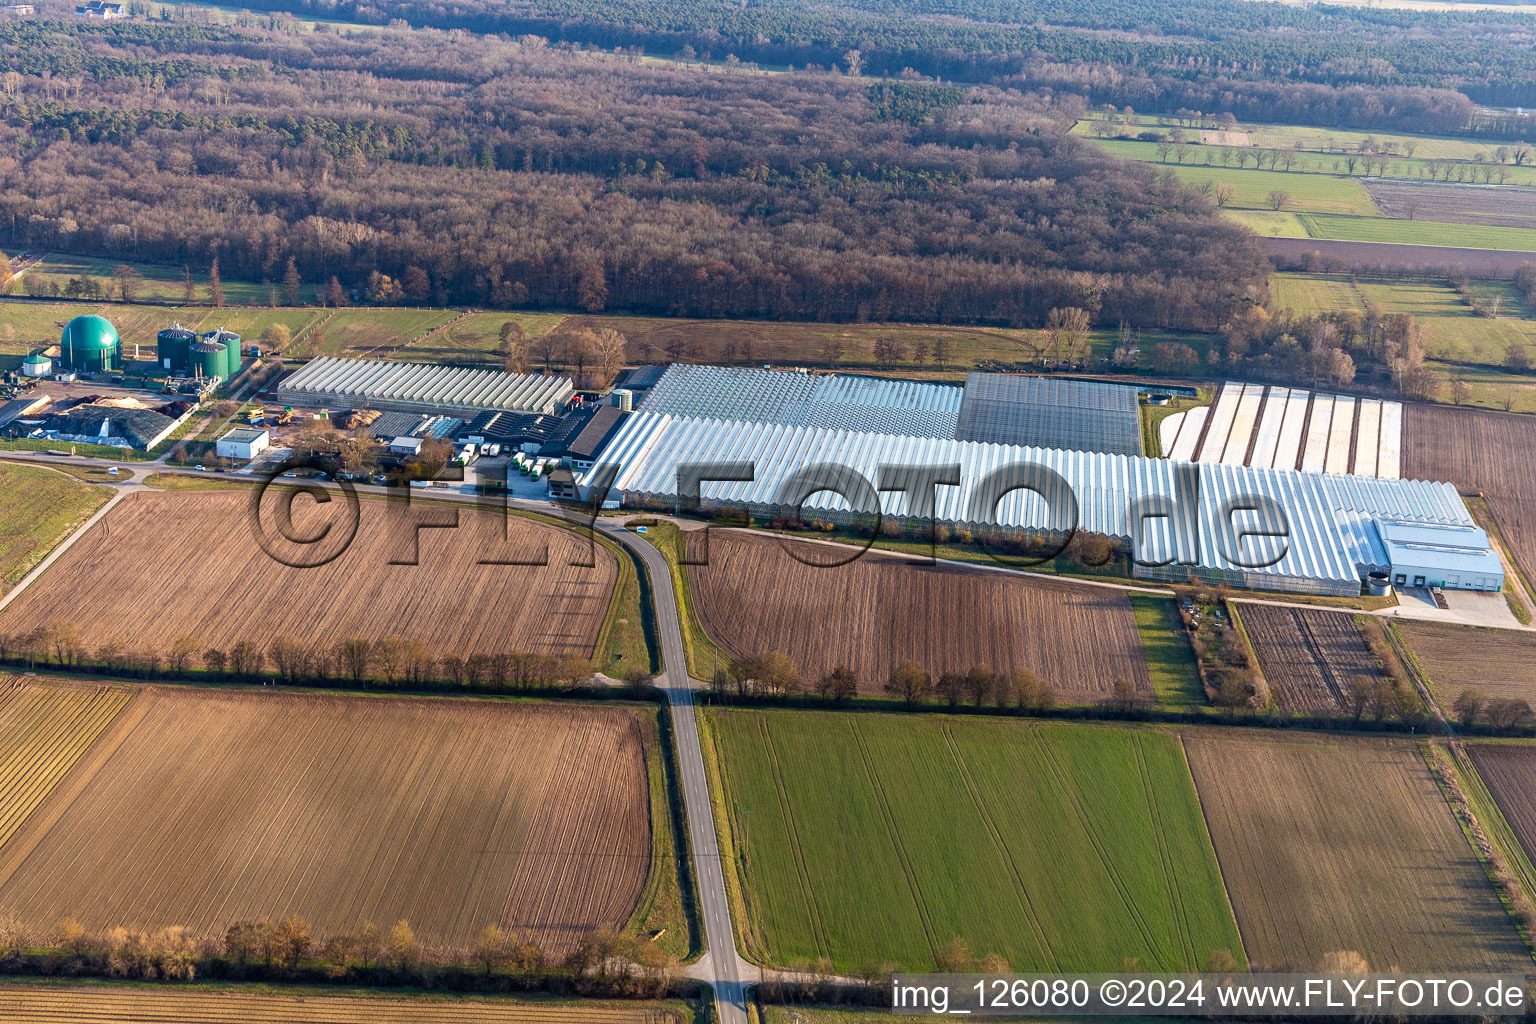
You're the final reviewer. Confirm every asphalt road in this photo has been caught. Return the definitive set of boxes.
[602,525,751,1024]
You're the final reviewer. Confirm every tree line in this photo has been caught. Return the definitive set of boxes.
[0,624,654,693]
[0,913,683,999]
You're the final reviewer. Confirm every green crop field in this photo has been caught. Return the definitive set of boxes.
[1269,273,1362,314]
[282,308,460,359]
[1079,115,1515,163]
[1223,210,1308,236]
[706,711,1245,973]
[20,254,315,306]
[1086,140,1380,215]
[0,461,112,590]
[406,311,568,364]
[1269,273,1536,370]
[1083,130,1536,189]
[1297,213,1536,251]
[1130,595,1206,712]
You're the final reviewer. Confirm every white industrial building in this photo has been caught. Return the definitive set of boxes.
[1375,518,1504,592]
[215,427,270,461]
[581,409,1489,597]
[276,357,575,417]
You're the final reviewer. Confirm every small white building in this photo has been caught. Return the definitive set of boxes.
[1375,518,1504,592]
[215,427,270,461]
[388,435,424,456]
[75,0,125,16]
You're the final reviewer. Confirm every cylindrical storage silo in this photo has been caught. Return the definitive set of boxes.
[611,388,633,411]
[21,354,51,377]
[157,324,195,372]
[205,329,241,379]
[188,339,225,380]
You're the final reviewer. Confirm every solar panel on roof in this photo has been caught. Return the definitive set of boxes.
[954,373,1142,455]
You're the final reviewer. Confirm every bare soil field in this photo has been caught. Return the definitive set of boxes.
[687,532,1153,701]
[0,984,687,1023]
[1403,404,1536,590]
[0,677,131,847]
[1238,605,1382,714]
[0,686,652,953]
[1365,181,1536,230]
[1264,237,1536,278]
[1395,621,1536,707]
[1467,745,1536,870]
[0,490,616,661]
[1184,729,1527,972]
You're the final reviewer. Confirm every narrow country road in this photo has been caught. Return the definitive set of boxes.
[599,524,752,1024]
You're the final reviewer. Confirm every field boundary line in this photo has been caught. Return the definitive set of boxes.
[0,486,127,616]
[1420,740,1536,963]
[1455,745,1536,939]
[0,688,150,888]
[1175,732,1253,971]
[938,722,1060,971]
[758,715,832,961]
[849,718,940,964]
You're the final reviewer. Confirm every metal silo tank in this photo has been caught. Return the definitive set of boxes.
[156,324,194,371]
[220,330,242,379]
[188,339,225,380]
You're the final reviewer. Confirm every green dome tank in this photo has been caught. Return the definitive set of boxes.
[156,324,196,372]
[188,339,226,380]
[59,315,121,372]
[203,328,242,379]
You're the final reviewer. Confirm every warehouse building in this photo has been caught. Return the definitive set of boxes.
[539,404,631,473]
[1375,519,1504,592]
[215,427,270,461]
[580,410,1489,597]
[277,357,574,417]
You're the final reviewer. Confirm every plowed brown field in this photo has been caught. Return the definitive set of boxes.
[1467,745,1536,868]
[1184,730,1527,972]
[0,985,686,1023]
[1238,605,1382,714]
[0,490,615,660]
[1395,620,1536,706]
[0,677,131,847]
[687,532,1152,701]
[1403,405,1536,591]
[0,686,652,954]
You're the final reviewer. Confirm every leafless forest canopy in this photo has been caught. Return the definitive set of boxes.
[0,13,1268,328]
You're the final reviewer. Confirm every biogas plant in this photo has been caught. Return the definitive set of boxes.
[2,314,241,450]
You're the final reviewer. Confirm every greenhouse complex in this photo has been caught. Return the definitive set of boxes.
[276,356,575,416]
[579,365,1498,597]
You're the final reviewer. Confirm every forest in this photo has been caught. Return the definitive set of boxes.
[0,13,1269,329]
[206,0,1536,109]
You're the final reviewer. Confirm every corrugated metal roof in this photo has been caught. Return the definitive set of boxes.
[584,412,1475,589]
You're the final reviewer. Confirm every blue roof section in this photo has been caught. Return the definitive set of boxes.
[1374,518,1505,579]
